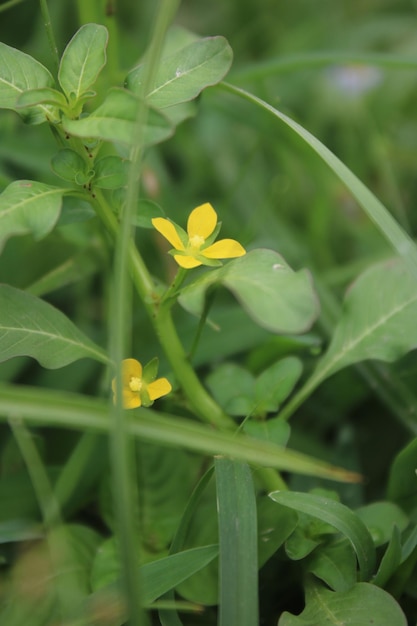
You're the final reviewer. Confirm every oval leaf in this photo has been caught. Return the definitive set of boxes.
[0,180,66,252]
[58,23,108,101]
[269,491,376,581]
[313,258,417,383]
[279,580,407,626]
[179,249,319,334]
[126,36,233,108]
[0,42,54,124]
[93,156,129,189]
[62,87,173,146]
[0,285,108,368]
[51,149,90,184]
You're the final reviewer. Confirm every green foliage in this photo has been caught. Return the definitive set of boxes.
[1,2,417,624]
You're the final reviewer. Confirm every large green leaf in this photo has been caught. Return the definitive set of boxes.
[313,259,417,382]
[0,383,361,483]
[270,491,376,581]
[0,42,54,124]
[126,36,233,108]
[278,580,407,626]
[179,249,319,334]
[0,180,66,252]
[280,258,417,420]
[58,23,108,102]
[215,458,258,626]
[62,87,173,146]
[0,285,108,367]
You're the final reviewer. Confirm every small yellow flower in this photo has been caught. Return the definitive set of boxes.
[112,358,172,409]
[152,203,246,269]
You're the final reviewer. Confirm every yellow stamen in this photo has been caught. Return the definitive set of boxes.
[129,376,142,392]
[189,234,205,249]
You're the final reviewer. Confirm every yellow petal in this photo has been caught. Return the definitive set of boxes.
[203,239,246,259]
[173,254,202,269]
[122,390,141,409]
[152,218,184,250]
[147,377,172,401]
[121,358,142,385]
[187,203,217,240]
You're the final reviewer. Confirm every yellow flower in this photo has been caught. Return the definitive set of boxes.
[152,202,246,269]
[112,358,172,409]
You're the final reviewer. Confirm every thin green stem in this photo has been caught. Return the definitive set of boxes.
[39,0,59,74]
[0,0,28,13]
[109,1,180,625]
[9,418,83,620]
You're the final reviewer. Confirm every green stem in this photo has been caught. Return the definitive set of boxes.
[9,418,82,619]
[92,190,235,429]
[155,304,236,429]
[0,0,28,13]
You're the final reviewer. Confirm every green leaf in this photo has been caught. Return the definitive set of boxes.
[62,88,173,146]
[307,540,357,592]
[0,285,108,368]
[58,23,108,101]
[243,416,291,446]
[387,437,417,513]
[215,459,258,626]
[0,42,54,124]
[270,491,376,581]
[16,87,67,110]
[254,356,303,414]
[131,199,166,228]
[257,497,298,567]
[51,149,92,184]
[206,363,255,416]
[312,259,417,385]
[0,180,66,252]
[126,36,233,108]
[356,501,409,547]
[278,580,407,626]
[179,249,319,334]
[0,383,362,484]
[373,526,403,587]
[90,542,219,603]
[93,155,129,189]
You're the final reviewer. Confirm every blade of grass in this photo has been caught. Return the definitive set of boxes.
[109,1,179,624]
[0,383,361,483]
[9,417,85,620]
[215,458,258,626]
[159,467,215,626]
[220,82,417,283]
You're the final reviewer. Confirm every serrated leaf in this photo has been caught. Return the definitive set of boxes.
[58,23,108,101]
[127,36,233,108]
[270,491,376,581]
[0,180,66,252]
[278,580,407,626]
[179,249,319,334]
[62,88,173,146]
[0,285,108,368]
[312,258,417,385]
[0,42,54,123]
